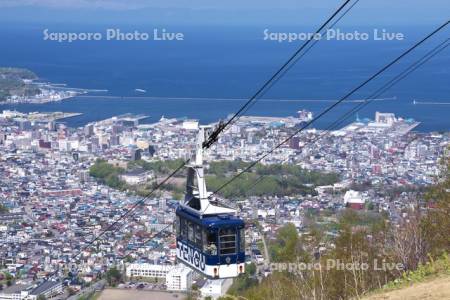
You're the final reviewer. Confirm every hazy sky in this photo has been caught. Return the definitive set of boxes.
[0,0,448,26]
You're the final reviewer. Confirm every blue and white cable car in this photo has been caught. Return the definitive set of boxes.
[176,127,246,279]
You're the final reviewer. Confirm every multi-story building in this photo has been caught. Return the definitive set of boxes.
[200,278,233,299]
[125,263,173,278]
[165,265,193,291]
[0,280,62,300]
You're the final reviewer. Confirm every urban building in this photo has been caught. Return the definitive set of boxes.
[165,265,193,291]
[125,263,174,278]
[200,278,233,299]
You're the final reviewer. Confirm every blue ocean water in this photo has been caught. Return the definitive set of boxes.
[0,25,449,131]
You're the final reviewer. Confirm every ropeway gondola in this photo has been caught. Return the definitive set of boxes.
[175,127,245,279]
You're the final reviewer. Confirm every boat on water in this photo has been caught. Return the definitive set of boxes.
[135,89,147,93]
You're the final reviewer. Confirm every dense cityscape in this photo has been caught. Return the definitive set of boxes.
[0,108,448,299]
[1,0,449,299]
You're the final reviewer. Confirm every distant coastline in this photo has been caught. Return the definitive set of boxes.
[0,67,107,104]
[1,96,448,132]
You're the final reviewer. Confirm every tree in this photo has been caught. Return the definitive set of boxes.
[0,203,8,214]
[270,223,304,262]
[106,267,122,287]
[246,263,257,276]
[228,262,259,295]
[392,211,427,271]
[89,160,126,189]
[212,157,450,299]
[67,287,76,296]
[37,295,46,300]
[421,156,450,256]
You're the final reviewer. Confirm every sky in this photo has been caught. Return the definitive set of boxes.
[0,0,449,27]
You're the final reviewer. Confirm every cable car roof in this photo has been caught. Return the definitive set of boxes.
[176,207,244,228]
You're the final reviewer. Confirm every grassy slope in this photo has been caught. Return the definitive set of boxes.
[363,254,450,300]
[363,275,450,300]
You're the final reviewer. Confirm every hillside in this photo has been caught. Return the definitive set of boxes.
[128,159,340,198]
[0,67,40,100]
[363,275,450,300]
[362,253,450,300]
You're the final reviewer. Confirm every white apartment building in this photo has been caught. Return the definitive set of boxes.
[166,265,193,291]
[126,263,193,291]
[126,263,173,278]
[0,280,62,300]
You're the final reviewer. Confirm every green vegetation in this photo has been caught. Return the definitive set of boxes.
[0,203,8,214]
[226,156,450,299]
[227,263,258,296]
[128,158,185,174]
[241,213,395,300]
[0,67,37,80]
[421,157,450,257]
[77,291,101,300]
[90,159,183,197]
[382,253,450,290]
[92,159,339,199]
[0,272,13,289]
[270,223,307,263]
[89,159,126,190]
[128,160,187,197]
[0,67,40,101]
[206,161,339,198]
[106,267,122,287]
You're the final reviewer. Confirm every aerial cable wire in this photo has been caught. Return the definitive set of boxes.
[237,0,362,118]
[240,38,450,197]
[68,0,357,262]
[118,0,362,228]
[202,0,357,149]
[81,21,449,267]
[99,21,450,274]
[209,21,449,196]
[70,160,187,261]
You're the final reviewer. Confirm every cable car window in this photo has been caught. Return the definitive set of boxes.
[180,218,187,240]
[195,224,202,248]
[204,229,218,255]
[219,228,236,255]
[202,230,208,252]
[239,228,245,252]
[188,221,194,242]
[175,216,180,236]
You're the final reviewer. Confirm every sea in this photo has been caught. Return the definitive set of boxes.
[0,24,449,132]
